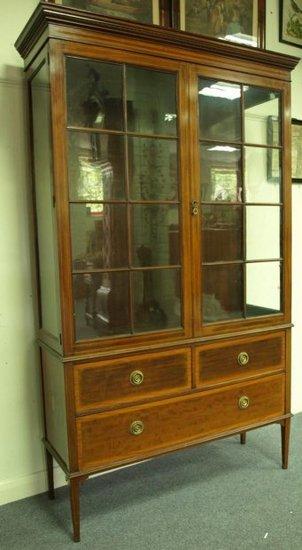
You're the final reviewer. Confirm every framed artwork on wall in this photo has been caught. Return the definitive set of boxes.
[292,119,302,182]
[280,0,302,48]
[52,1,161,25]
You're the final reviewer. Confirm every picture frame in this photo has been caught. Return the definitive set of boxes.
[52,0,161,25]
[292,119,302,182]
[175,0,266,48]
[280,0,302,49]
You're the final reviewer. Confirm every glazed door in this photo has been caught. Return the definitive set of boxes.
[53,42,191,351]
[190,66,290,336]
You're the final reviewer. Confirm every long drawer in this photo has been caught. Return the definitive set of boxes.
[77,374,285,471]
[74,348,191,414]
[194,332,285,388]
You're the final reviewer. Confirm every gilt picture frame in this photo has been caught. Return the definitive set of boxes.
[280,0,302,48]
[292,119,302,182]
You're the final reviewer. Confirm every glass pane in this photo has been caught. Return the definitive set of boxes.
[200,144,242,202]
[198,78,241,142]
[73,272,130,340]
[245,146,281,203]
[246,262,281,317]
[203,264,243,323]
[202,205,243,262]
[62,0,154,23]
[66,57,123,130]
[244,87,280,145]
[129,137,178,200]
[126,67,177,136]
[68,132,126,200]
[133,269,182,332]
[70,204,128,270]
[246,206,281,261]
[131,205,179,267]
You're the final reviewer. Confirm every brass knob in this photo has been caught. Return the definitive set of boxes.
[130,370,144,386]
[191,200,199,216]
[238,395,250,410]
[130,420,144,436]
[237,352,249,367]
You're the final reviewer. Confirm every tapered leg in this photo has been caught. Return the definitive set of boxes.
[281,418,291,469]
[45,448,55,500]
[70,478,81,542]
[240,432,246,445]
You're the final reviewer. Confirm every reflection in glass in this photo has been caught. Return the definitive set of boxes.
[126,67,177,136]
[246,206,281,261]
[133,269,182,332]
[70,204,128,270]
[129,137,178,200]
[68,132,125,200]
[73,271,130,340]
[131,205,179,267]
[62,0,154,24]
[66,58,123,130]
[203,264,243,323]
[200,144,242,202]
[244,87,280,146]
[246,262,281,317]
[245,146,281,203]
[199,78,241,142]
[202,205,243,262]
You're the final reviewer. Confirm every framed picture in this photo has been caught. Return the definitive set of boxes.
[55,1,160,25]
[177,0,265,47]
[280,0,302,48]
[292,119,302,182]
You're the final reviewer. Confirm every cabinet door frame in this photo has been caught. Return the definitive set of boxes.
[189,64,291,338]
[49,39,193,355]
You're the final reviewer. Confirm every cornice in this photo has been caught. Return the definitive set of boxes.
[15,2,299,72]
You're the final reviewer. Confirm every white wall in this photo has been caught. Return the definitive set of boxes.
[0,0,301,506]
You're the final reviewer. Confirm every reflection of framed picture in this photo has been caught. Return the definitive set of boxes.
[177,0,265,47]
[280,0,302,49]
[292,119,302,182]
[267,116,280,182]
[57,0,160,25]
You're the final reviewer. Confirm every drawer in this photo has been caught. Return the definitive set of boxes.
[74,348,191,414]
[77,374,285,471]
[194,332,285,388]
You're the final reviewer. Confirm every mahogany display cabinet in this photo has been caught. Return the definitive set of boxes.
[15,1,299,542]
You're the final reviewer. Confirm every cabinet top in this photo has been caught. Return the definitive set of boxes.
[15,1,299,73]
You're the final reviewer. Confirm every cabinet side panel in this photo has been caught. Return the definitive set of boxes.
[31,61,61,344]
[42,349,69,467]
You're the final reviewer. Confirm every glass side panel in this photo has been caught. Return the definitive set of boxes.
[62,0,155,24]
[31,62,61,340]
[246,262,281,317]
[244,87,280,146]
[203,264,244,323]
[202,205,243,262]
[68,132,126,200]
[198,78,241,142]
[129,136,178,200]
[246,206,281,261]
[131,205,179,267]
[126,67,177,136]
[245,146,281,203]
[132,269,181,332]
[66,58,124,130]
[200,144,242,202]
[73,272,131,340]
[70,204,128,270]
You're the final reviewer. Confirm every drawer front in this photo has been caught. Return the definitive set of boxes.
[195,332,285,388]
[77,374,285,471]
[74,348,191,413]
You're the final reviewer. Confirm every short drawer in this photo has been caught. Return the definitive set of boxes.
[194,332,285,388]
[76,374,285,471]
[74,348,191,414]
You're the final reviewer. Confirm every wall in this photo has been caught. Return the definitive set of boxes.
[0,0,301,506]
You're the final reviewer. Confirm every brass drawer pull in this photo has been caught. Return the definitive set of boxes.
[130,420,144,436]
[130,370,144,386]
[238,395,250,410]
[237,352,249,367]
